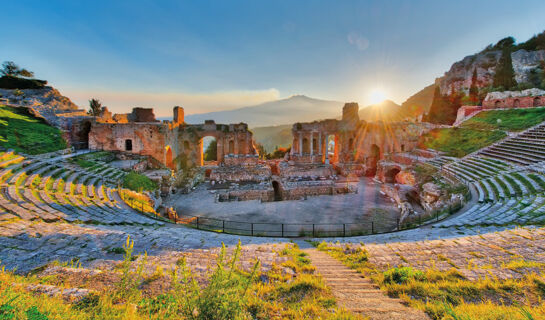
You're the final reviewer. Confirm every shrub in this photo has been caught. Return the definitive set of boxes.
[0,76,47,89]
[383,267,425,284]
[122,171,157,192]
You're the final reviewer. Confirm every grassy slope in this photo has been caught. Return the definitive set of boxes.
[420,128,506,157]
[122,171,157,192]
[0,105,67,154]
[462,107,545,131]
[316,242,545,320]
[0,241,359,320]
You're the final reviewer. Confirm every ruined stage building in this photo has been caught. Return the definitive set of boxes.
[88,106,258,170]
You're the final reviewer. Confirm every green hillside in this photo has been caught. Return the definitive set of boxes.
[0,105,67,154]
[420,127,506,157]
[461,107,545,131]
[251,124,292,152]
[400,83,435,114]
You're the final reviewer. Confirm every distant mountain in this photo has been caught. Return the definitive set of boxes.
[251,124,292,153]
[184,95,344,127]
[400,83,435,114]
[358,99,404,122]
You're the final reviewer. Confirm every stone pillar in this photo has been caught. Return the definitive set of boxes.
[234,133,239,155]
[246,133,250,154]
[318,132,322,155]
[310,131,314,156]
[299,132,303,156]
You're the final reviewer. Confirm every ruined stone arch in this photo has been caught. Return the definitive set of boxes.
[534,97,541,107]
[513,99,520,108]
[495,100,501,108]
[183,140,190,152]
[272,180,282,201]
[125,139,133,151]
[385,167,401,183]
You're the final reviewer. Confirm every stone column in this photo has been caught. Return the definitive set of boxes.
[234,133,239,155]
[318,132,322,155]
[299,132,303,156]
[310,131,314,156]
[246,133,250,154]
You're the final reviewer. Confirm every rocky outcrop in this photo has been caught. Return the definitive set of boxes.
[0,87,79,110]
[438,49,545,95]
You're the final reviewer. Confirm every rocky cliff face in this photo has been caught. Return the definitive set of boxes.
[438,49,545,94]
[0,87,79,111]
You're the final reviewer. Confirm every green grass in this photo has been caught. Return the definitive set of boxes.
[0,105,67,154]
[421,128,506,157]
[462,107,545,131]
[0,238,359,320]
[315,242,545,320]
[122,171,157,192]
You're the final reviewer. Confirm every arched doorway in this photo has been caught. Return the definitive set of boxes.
[125,139,133,151]
[513,99,520,108]
[77,121,91,149]
[201,136,217,166]
[326,134,338,164]
[385,168,401,183]
[534,97,541,107]
[272,181,282,201]
[165,146,174,170]
[495,100,501,108]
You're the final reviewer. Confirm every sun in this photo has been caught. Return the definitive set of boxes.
[369,89,387,104]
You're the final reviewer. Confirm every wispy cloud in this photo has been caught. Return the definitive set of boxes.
[64,88,280,117]
[347,32,370,51]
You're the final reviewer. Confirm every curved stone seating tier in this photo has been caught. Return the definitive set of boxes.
[477,122,545,165]
[433,196,545,228]
[38,167,64,190]
[0,156,162,226]
[479,150,533,166]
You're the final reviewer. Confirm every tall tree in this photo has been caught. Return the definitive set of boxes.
[0,61,34,78]
[88,98,103,116]
[203,139,217,161]
[469,68,479,104]
[493,47,517,90]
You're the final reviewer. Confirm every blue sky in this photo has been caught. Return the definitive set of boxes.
[1,0,544,116]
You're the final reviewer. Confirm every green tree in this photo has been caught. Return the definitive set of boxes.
[493,47,517,90]
[426,86,461,125]
[541,60,545,89]
[203,139,217,161]
[88,98,103,116]
[0,61,34,78]
[469,68,479,104]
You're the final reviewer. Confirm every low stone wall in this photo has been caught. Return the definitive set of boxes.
[335,163,365,177]
[210,165,271,182]
[223,154,260,166]
[278,162,334,179]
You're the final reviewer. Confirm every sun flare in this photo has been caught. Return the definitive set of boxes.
[369,89,387,104]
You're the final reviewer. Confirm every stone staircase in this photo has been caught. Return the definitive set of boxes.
[304,249,428,320]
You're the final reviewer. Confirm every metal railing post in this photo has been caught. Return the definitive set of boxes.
[222,220,225,233]
[397,218,400,231]
[343,224,346,237]
[251,223,254,236]
[372,221,374,234]
[281,223,284,237]
[196,217,199,229]
[312,224,315,237]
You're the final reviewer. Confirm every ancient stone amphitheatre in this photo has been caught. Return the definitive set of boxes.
[2,13,545,320]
